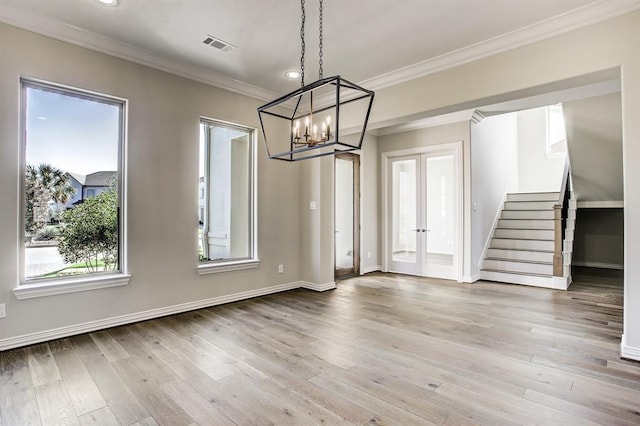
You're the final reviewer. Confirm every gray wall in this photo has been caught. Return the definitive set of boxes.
[563,92,623,202]
[0,23,301,341]
[573,208,624,269]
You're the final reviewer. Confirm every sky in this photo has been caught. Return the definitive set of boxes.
[25,86,121,176]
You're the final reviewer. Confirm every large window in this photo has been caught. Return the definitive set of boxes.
[198,119,257,273]
[21,79,125,285]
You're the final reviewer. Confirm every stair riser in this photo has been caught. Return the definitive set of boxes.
[497,219,554,230]
[491,239,555,251]
[501,210,555,220]
[479,270,558,288]
[494,229,554,240]
[507,192,559,202]
[483,259,553,275]
[504,201,557,210]
[486,249,554,263]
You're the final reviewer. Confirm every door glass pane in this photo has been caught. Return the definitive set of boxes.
[425,155,454,267]
[335,158,354,269]
[392,159,417,263]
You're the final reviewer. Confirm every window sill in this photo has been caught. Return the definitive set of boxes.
[13,274,131,300]
[197,259,260,275]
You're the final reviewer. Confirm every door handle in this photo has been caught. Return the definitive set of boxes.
[412,229,420,232]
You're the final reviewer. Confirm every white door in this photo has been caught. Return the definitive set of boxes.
[387,149,459,280]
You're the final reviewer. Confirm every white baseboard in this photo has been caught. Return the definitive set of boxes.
[572,261,624,270]
[462,274,480,283]
[621,334,640,361]
[361,265,382,275]
[300,281,337,292]
[552,275,571,290]
[0,280,329,351]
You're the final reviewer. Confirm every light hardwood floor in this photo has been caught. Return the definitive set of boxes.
[2,270,640,425]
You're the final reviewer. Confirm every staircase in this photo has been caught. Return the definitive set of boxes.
[480,191,573,289]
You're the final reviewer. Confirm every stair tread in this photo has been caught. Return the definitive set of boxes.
[481,268,553,278]
[507,192,559,194]
[495,227,554,231]
[488,248,554,253]
[499,218,554,221]
[485,257,553,265]
[492,237,553,243]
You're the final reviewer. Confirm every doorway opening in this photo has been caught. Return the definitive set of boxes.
[335,153,360,280]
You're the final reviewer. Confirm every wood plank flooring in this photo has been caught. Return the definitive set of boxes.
[2,270,640,425]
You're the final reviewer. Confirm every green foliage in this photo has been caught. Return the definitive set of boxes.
[25,163,75,234]
[34,226,60,241]
[58,189,118,272]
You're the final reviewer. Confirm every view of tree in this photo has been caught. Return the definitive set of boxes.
[58,189,118,272]
[25,163,75,234]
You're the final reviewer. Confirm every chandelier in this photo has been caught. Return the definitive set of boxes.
[257,0,375,161]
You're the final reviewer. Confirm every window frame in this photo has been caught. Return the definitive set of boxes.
[14,78,130,299]
[197,117,259,275]
[545,104,567,158]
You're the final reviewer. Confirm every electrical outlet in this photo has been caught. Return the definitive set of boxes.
[367,251,371,259]
[278,264,284,274]
[309,201,317,210]
[0,303,6,319]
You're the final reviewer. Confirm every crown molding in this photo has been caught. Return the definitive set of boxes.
[360,0,640,91]
[1,0,638,102]
[376,109,475,136]
[0,3,278,102]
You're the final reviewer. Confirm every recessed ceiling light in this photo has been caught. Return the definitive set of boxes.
[285,70,301,79]
[94,0,118,6]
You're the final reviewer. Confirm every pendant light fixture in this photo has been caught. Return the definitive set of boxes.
[257,0,375,161]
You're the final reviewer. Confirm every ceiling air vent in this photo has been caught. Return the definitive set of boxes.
[202,35,236,53]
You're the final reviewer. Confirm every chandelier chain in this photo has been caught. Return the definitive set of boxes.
[300,0,306,87]
[319,0,323,79]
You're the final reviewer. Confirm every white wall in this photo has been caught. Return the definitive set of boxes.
[0,23,302,344]
[517,107,567,192]
[470,113,519,277]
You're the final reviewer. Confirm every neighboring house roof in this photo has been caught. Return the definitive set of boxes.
[67,172,86,185]
[83,171,117,187]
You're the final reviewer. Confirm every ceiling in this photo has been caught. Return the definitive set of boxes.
[1,0,639,99]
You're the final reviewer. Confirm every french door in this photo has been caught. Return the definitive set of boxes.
[386,146,460,280]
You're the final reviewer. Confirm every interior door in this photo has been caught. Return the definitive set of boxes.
[335,153,360,279]
[387,150,459,280]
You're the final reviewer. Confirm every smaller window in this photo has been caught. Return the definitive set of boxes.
[198,119,257,273]
[86,189,96,198]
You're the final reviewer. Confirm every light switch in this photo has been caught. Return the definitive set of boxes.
[309,201,317,210]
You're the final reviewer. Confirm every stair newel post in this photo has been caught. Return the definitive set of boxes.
[553,204,563,276]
